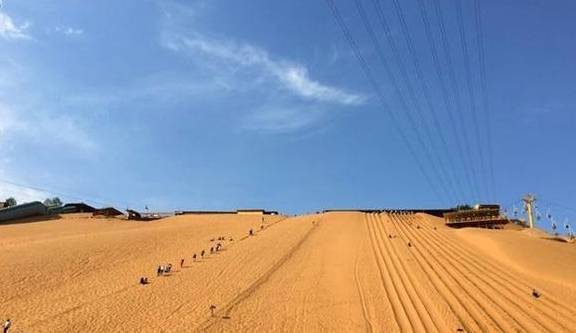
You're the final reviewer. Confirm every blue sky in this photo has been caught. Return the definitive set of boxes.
[0,0,574,224]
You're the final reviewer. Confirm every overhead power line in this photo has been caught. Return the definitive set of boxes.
[473,0,496,201]
[354,0,457,203]
[455,0,490,201]
[367,0,462,203]
[325,0,449,206]
[432,0,484,203]
[391,0,473,201]
[415,0,479,202]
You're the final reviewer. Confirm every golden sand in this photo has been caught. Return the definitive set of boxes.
[1,212,575,332]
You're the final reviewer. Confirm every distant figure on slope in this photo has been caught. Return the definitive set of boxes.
[157,266,163,277]
[209,305,217,317]
[140,277,149,285]
[193,253,197,261]
[210,247,214,254]
[408,242,412,248]
[532,289,541,298]
[3,319,11,333]
[180,258,185,268]
[249,229,254,236]
[201,250,205,258]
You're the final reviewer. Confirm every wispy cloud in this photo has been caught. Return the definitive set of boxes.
[162,34,365,106]
[156,0,366,133]
[53,26,83,36]
[0,12,30,40]
[242,104,328,133]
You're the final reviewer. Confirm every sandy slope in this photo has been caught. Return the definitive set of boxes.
[1,212,575,332]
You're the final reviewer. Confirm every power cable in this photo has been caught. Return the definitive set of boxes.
[354,0,457,203]
[368,0,462,203]
[455,0,490,201]
[433,0,483,204]
[415,0,479,203]
[473,0,496,201]
[325,0,448,206]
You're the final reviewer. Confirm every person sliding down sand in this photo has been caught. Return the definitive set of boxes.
[3,319,11,333]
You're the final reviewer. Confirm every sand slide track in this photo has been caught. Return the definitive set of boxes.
[353,225,374,333]
[196,220,319,331]
[365,214,410,332]
[388,213,488,331]
[378,214,479,331]
[373,213,439,332]
[413,214,576,332]
[416,214,576,319]
[398,215,537,332]
[397,214,568,333]
[388,213,496,332]
[146,216,291,328]
[396,215,526,331]
[395,214,542,332]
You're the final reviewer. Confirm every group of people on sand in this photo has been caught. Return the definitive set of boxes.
[156,263,173,277]
[140,235,236,285]
[139,225,271,288]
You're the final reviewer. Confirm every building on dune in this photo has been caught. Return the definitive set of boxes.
[126,209,170,221]
[236,209,279,216]
[322,208,452,217]
[175,209,279,216]
[92,207,124,218]
[49,202,96,215]
[443,204,509,228]
[0,201,48,222]
[175,210,237,216]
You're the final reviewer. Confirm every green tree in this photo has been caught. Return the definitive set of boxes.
[44,197,63,207]
[5,197,17,207]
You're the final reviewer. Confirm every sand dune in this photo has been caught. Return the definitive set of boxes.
[1,212,575,332]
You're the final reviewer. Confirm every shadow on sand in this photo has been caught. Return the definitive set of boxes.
[0,214,62,226]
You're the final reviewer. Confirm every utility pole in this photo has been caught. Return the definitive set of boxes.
[523,194,536,229]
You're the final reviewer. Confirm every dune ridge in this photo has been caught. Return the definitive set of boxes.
[1,212,575,332]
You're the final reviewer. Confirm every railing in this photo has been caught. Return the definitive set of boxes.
[445,215,507,224]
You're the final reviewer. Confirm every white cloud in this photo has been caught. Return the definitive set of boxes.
[54,26,83,36]
[0,12,30,40]
[162,34,365,106]
[0,103,97,152]
[0,181,49,204]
